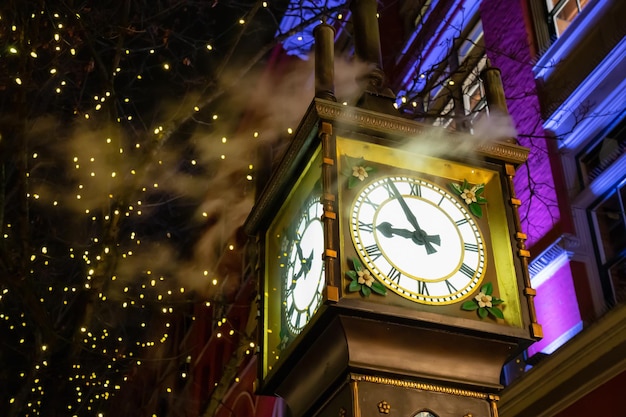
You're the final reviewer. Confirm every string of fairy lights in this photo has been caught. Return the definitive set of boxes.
[0,2,303,415]
[1,0,454,415]
[0,2,467,413]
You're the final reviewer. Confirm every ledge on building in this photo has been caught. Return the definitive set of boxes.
[498,303,626,417]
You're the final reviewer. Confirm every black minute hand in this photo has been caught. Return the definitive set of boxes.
[385,179,440,254]
[294,241,313,275]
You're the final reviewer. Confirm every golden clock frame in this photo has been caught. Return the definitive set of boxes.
[312,99,541,342]
[335,136,524,328]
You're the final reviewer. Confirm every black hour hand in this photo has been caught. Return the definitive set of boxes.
[377,221,440,254]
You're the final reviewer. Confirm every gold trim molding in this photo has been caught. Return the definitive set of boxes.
[350,374,496,401]
[314,99,529,165]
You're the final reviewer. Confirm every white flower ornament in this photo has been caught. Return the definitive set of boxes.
[449,180,487,218]
[352,165,369,181]
[346,258,386,297]
[357,270,374,287]
[460,186,478,204]
[461,283,504,319]
[474,291,493,308]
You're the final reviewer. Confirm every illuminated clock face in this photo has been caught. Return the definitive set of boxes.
[281,195,325,335]
[350,175,486,304]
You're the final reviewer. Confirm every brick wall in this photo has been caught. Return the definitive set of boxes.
[479,0,561,249]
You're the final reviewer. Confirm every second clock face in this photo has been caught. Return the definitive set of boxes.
[281,195,325,335]
[350,175,486,305]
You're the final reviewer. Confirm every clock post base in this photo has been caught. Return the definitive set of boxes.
[265,314,519,417]
[312,374,498,417]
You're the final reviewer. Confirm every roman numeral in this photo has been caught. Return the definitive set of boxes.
[364,244,382,261]
[459,263,476,278]
[445,280,458,293]
[417,281,430,295]
[387,266,401,284]
[314,201,321,217]
[437,195,445,206]
[455,218,468,226]
[358,221,373,233]
[362,196,379,210]
[284,288,294,303]
[310,293,321,313]
[382,182,395,198]
[409,182,421,197]
[464,242,479,252]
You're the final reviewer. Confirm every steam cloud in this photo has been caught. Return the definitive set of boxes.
[28,49,518,304]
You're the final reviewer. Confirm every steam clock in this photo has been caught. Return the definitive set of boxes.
[244,2,541,417]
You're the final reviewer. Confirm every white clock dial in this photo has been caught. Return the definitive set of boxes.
[282,195,325,334]
[350,175,486,305]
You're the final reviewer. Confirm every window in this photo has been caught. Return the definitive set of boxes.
[397,17,487,130]
[580,116,626,184]
[591,180,626,304]
[608,258,626,303]
[413,0,433,28]
[546,0,590,38]
[462,55,487,116]
[458,21,483,64]
[433,99,455,128]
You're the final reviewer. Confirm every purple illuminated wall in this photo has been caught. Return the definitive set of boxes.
[479,0,580,357]
[480,0,560,249]
[528,263,582,356]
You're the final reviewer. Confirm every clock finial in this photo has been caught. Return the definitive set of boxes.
[481,62,518,144]
[314,22,336,102]
[350,0,397,114]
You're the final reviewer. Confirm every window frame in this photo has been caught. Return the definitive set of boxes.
[589,179,626,305]
[546,0,588,39]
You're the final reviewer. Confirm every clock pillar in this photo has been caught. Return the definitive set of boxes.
[320,121,341,303]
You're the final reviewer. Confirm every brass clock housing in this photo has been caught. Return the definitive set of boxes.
[245,99,541,413]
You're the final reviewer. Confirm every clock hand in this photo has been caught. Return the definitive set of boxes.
[376,222,413,239]
[413,228,441,254]
[302,250,314,275]
[289,267,305,290]
[385,180,440,254]
[377,222,441,249]
[294,241,313,274]
[386,179,422,232]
